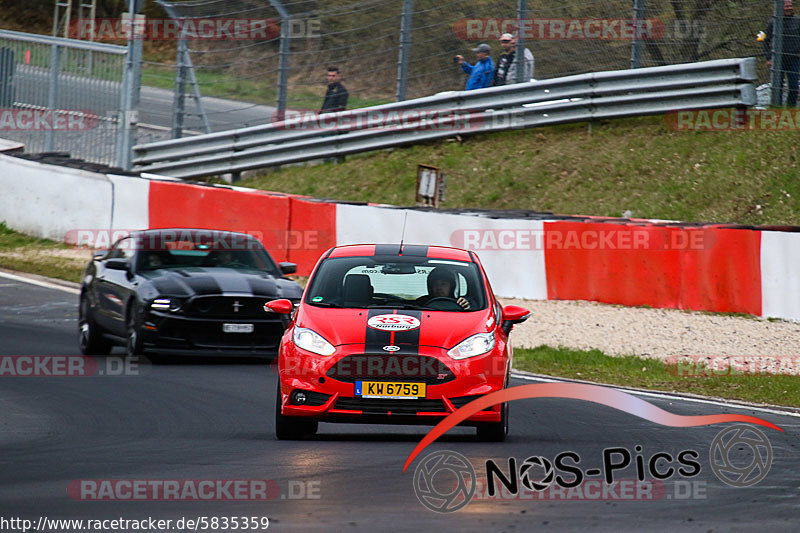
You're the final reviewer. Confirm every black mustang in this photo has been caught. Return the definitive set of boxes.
[78,229,303,356]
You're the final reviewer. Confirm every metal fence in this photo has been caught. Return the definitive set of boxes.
[133,58,757,179]
[141,0,782,138]
[0,29,138,168]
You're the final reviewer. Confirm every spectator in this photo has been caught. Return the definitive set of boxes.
[493,32,535,86]
[764,0,800,106]
[320,66,348,113]
[456,43,494,90]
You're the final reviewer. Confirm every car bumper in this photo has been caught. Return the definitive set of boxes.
[141,312,287,353]
[278,342,508,424]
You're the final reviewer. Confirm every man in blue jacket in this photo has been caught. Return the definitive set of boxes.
[456,43,494,90]
[764,0,800,106]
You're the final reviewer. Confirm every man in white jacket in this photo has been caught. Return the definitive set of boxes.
[492,32,535,86]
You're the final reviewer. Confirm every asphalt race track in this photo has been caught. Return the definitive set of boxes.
[0,275,798,532]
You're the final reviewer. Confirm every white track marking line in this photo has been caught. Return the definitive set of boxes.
[510,371,800,419]
[0,271,80,295]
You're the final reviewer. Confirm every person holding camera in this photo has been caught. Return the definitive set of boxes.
[455,43,494,91]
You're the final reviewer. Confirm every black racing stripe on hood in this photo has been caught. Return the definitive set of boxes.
[392,309,421,354]
[150,273,222,296]
[374,244,401,256]
[365,308,392,352]
[400,245,429,257]
[246,276,279,297]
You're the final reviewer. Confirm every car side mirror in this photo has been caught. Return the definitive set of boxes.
[501,305,530,335]
[92,252,106,261]
[105,258,130,272]
[265,299,293,314]
[279,262,297,275]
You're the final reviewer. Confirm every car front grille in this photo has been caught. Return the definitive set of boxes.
[325,354,456,385]
[185,296,281,319]
[333,397,446,414]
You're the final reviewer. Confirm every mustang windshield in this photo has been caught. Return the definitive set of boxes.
[135,242,281,276]
[305,256,487,311]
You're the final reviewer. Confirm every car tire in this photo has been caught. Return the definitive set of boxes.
[78,295,112,355]
[125,302,145,356]
[476,399,508,442]
[274,384,318,440]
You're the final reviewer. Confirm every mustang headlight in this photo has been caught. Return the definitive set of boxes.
[293,327,336,356]
[150,298,183,312]
[447,332,495,359]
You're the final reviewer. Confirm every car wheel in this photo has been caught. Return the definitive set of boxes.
[476,398,508,442]
[125,303,145,356]
[78,295,112,355]
[274,383,318,440]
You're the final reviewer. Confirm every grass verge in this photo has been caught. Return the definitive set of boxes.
[0,223,86,284]
[239,116,800,226]
[514,346,800,408]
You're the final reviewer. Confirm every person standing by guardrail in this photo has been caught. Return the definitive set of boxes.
[455,43,494,90]
[492,33,534,86]
[320,66,349,113]
[764,0,800,106]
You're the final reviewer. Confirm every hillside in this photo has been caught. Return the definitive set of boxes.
[237,116,799,226]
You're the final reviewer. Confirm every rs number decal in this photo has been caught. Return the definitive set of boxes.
[367,314,421,331]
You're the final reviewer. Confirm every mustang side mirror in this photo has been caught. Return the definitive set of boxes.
[265,299,293,314]
[279,262,297,275]
[501,305,530,335]
[105,258,130,272]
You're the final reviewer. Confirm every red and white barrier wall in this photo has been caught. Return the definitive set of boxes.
[1,151,798,321]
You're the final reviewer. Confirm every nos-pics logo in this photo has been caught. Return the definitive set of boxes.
[412,424,773,513]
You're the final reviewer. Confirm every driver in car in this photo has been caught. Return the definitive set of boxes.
[418,267,471,310]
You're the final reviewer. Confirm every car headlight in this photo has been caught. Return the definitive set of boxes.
[293,327,336,356]
[447,332,495,359]
[150,298,183,312]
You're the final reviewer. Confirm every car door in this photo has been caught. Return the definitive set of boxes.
[95,237,136,335]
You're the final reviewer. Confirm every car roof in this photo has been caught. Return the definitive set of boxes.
[128,228,257,240]
[327,244,474,262]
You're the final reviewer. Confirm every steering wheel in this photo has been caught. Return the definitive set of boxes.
[423,296,464,311]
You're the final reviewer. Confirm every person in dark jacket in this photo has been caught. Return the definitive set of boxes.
[320,66,349,113]
[764,0,800,106]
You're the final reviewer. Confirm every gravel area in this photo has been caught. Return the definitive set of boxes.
[500,298,800,361]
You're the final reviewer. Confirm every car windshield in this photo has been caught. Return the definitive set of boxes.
[304,256,487,311]
[135,240,281,276]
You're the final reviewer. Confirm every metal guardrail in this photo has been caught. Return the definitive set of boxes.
[133,58,757,179]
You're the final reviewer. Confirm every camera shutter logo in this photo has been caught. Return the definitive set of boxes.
[412,450,476,513]
[519,456,555,491]
[710,424,772,487]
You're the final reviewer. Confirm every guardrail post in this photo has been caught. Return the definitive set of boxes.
[630,0,646,69]
[396,0,413,101]
[46,44,62,152]
[770,0,786,105]
[516,0,528,83]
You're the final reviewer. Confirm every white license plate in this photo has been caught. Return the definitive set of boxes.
[223,323,254,333]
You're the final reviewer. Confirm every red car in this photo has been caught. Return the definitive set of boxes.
[267,244,530,441]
